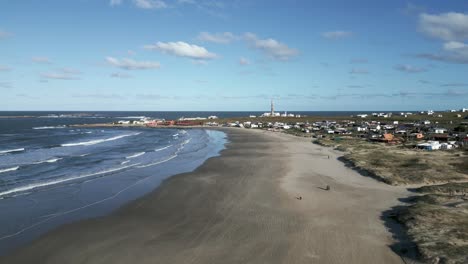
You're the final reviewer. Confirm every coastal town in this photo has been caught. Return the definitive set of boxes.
[110,103,468,151]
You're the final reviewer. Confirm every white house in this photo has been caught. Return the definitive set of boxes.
[434,128,447,134]
[417,141,441,150]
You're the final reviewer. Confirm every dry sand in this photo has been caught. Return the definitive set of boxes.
[1,128,411,264]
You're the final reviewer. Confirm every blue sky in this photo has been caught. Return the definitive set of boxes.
[1,0,467,111]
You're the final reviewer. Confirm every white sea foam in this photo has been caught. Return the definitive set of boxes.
[121,160,130,165]
[155,145,172,152]
[0,166,19,174]
[137,155,177,168]
[33,126,66,130]
[0,163,140,198]
[33,158,62,164]
[173,133,179,137]
[116,116,147,119]
[61,133,140,147]
[0,148,25,155]
[126,152,145,159]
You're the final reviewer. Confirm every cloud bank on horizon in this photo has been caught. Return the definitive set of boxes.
[0,0,467,111]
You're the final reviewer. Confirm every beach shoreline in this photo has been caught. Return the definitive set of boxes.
[1,128,411,264]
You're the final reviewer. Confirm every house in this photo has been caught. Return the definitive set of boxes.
[383,133,394,141]
[433,128,447,134]
[433,134,449,142]
[417,141,441,150]
[410,133,424,139]
[369,124,381,132]
[440,143,453,150]
[422,120,431,125]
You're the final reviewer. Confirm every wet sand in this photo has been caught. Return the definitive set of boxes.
[1,128,409,263]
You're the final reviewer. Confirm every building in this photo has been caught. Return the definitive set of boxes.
[270,99,275,116]
[417,141,441,150]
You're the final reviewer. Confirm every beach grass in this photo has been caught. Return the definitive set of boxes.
[315,137,468,185]
[398,190,468,264]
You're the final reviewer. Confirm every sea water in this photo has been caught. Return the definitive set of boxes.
[0,114,226,254]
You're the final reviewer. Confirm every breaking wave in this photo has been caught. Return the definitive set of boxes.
[0,148,25,155]
[61,133,140,147]
[0,166,19,174]
[0,164,140,198]
[33,158,62,164]
[33,126,66,130]
[126,152,145,159]
[155,145,172,152]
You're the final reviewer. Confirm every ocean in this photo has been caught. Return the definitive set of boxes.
[0,112,227,255]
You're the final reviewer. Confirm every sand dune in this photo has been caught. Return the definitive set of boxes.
[1,128,409,264]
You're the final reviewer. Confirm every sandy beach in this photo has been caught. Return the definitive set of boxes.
[1,128,411,264]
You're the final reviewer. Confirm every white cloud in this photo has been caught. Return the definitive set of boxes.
[349,68,369,74]
[244,33,298,60]
[60,67,81,74]
[394,64,427,73]
[350,58,368,64]
[443,41,468,57]
[322,31,353,39]
[109,0,123,6]
[178,0,195,4]
[144,41,217,60]
[419,12,468,41]
[32,57,52,64]
[0,82,12,88]
[440,82,468,87]
[239,57,250,65]
[111,72,133,78]
[41,72,80,80]
[416,40,468,64]
[0,65,11,71]
[133,0,167,9]
[197,32,236,44]
[0,30,11,39]
[106,57,161,70]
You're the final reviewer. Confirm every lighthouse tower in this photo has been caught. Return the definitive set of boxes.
[270,99,275,116]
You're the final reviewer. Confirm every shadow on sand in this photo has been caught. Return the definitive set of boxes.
[381,196,423,264]
[337,156,393,184]
[336,154,423,263]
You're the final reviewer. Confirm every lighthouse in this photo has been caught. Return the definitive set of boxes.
[270,99,275,116]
